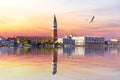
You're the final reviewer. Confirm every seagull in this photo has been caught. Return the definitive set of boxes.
[90,16,95,23]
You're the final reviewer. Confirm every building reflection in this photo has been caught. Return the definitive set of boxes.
[0,47,119,57]
[60,46,107,56]
[52,48,58,75]
[12,47,53,56]
[13,47,31,56]
[62,47,75,56]
[0,46,120,76]
[84,47,106,56]
[108,47,120,55]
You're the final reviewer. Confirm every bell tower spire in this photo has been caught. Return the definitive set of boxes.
[53,14,57,28]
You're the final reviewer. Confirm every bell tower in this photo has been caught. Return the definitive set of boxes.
[52,14,58,41]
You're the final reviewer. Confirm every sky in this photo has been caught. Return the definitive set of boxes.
[0,0,120,39]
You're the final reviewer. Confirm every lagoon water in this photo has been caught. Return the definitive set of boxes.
[0,47,120,80]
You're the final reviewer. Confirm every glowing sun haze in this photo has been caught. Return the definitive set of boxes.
[0,0,120,39]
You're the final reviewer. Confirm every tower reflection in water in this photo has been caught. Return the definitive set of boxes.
[52,48,58,75]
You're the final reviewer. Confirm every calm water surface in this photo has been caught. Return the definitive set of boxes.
[0,47,120,80]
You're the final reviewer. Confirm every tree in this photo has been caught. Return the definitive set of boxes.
[23,38,31,45]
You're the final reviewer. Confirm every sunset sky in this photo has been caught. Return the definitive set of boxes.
[0,0,120,39]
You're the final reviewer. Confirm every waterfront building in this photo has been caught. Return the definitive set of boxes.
[106,40,117,45]
[106,40,117,47]
[0,37,15,47]
[111,38,120,45]
[0,37,2,41]
[111,38,120,41]
[72,36,105,47]
[57,37,75,47]
[0,38,7,46]
[7,37,16,47]
[106,38,120,47]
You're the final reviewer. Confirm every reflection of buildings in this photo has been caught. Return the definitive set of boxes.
[62,47,75,56]
[76,47,106,56]
[52,49,58,75]
[84,47,105,56]
[108,47,120,54]
[0,47,14,55]
[13,47,31,56]
[58,47,106,56]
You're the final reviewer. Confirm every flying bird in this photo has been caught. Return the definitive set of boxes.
[90,16,95,23]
